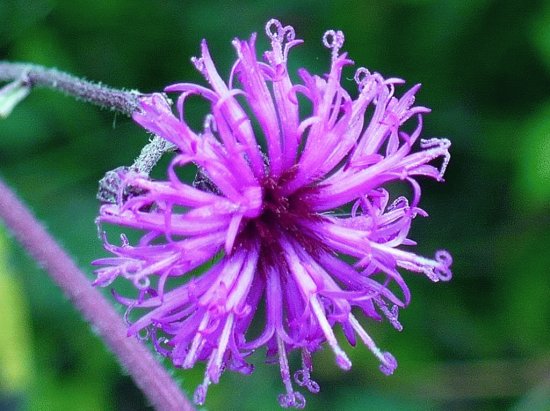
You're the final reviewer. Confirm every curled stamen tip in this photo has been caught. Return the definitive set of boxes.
[278,392,306,409]
[133,275,151,290]
[435,267,452,281]
[294,369,305,385]
[308,381,320,393]
[284,27,296,42]
[136,327,150,341]
[434,250,453,281]
[436,250,453,266]
[266,18,284,39]
[152,336,170,356]
[354,67,372,89]
[294,370,320,393]
[323,29,345,50]
[123,304,135,326]
[379,352,397,375]
[388,196,409,211]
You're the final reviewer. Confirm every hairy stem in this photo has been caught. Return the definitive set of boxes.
[0,62,140,115]
[0,61,177,198]
[134,135,176,175]
[0,176,195,411]
[96,135,177,204]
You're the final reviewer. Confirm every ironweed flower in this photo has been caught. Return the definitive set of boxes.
[94,19,452,408]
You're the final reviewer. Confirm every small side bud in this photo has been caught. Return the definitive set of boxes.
[0,79,30,118]
[97,166,146,205]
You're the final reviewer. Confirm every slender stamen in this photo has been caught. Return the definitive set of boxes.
[348,314,397,375]
[277,334,306,409]
[310,297,352,370]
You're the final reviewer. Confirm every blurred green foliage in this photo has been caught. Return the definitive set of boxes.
[1,0,549,410]
[0,228,33,394]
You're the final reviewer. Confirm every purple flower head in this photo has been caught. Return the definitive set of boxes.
[94,19,452,408]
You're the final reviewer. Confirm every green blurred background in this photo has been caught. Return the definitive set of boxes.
[1,0,549,410]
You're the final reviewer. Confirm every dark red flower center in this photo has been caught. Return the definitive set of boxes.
[237,170,325,257]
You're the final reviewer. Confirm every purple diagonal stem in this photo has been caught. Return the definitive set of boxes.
[0,176,195,411]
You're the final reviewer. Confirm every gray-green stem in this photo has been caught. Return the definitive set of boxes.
[0,62,140,115]
[0,61,176,199]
